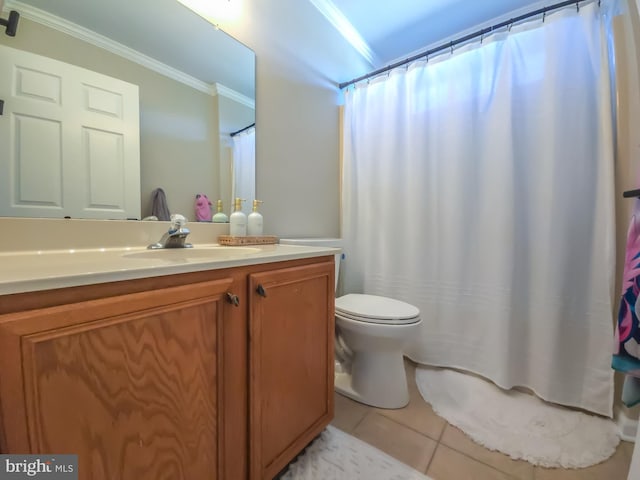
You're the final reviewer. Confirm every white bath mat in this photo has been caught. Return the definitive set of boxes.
[415,367,620,468]
[281,425,431,480]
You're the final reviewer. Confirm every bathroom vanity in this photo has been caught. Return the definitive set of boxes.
[0,232,336,480]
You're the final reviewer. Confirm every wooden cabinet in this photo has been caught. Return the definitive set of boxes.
[0,256,334,480]
[0,279,232,480]
[249,263,334,480]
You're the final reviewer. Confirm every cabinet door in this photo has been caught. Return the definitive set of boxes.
[249,261,334,480]
[0,279,232,480]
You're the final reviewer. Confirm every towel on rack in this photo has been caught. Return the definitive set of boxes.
[151,188,171,221]
[612,199,640,407]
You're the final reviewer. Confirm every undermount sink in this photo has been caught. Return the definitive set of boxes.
[124,246,262,261]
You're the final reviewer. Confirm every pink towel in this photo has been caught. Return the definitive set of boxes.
[612,198,640,406]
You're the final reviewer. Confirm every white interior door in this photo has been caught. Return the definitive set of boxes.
[0,44,140,219]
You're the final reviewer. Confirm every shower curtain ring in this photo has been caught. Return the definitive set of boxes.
[576,1,580,12]
[450,41,454,54]
[542,10,546,22]
[508,19,514,32]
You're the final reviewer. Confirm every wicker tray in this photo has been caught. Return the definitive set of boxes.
[218,235,278,246]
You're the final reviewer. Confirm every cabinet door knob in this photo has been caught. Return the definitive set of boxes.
[226,292,240,307]
[256,284,267,297]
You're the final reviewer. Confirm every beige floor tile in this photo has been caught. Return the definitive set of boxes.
[439,424,534,480]
[331,392,371,433]
[619,440,635,460]
[533,440,631,480]
[375,360,447,441]
[428,444,514,480]
[352,411,437,472]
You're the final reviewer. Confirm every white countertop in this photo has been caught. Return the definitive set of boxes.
[0,244,340,295]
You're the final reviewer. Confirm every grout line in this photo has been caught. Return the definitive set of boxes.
[437,444,524,479]
[338,389,535,479]
[430,422,537,479]
[348,406,529,479]
[351,409,372,433]
[442,440,534,480]
[424,441,440,475]
[376,407,446,442]
[373,410,441,441]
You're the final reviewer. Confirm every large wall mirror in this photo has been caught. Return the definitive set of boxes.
[0,0,255,221]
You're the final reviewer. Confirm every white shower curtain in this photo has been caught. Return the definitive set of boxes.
[341,2,616,416]
[231,126,256,215]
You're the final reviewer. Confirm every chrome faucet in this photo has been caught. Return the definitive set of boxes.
[148,214,193,249]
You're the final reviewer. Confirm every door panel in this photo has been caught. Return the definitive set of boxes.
[14,114,63,207]
[0,44,140,219]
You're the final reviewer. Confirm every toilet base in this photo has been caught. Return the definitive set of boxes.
[334,351,410,409]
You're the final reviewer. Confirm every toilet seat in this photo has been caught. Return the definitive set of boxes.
[335,294,420,325]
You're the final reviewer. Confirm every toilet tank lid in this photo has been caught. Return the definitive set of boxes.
[335,294,420,320]
[279,238,342,248]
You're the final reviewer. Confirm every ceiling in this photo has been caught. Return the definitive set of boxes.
[328,0,552,67]
[3,0,560,91]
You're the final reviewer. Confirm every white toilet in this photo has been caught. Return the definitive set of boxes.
[279,238,422,409]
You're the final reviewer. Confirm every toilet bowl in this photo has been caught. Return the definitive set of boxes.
[334,294,421,408]
[279,238,422,409]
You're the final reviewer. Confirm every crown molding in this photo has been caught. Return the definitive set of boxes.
[4,0,222,96]
[214,83,255,109]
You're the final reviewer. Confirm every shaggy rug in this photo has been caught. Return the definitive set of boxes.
[281,425,431,480]
[415,367,620,468]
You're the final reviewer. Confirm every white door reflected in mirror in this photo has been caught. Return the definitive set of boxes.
[0,0,255,221]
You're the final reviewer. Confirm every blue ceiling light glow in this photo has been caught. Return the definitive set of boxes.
[308,0,376,65]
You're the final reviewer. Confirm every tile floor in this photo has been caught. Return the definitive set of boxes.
[331,360,634,480]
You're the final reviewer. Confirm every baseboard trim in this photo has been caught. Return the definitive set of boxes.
[615,407,638,442]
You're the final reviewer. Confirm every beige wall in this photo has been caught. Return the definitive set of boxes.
[224,0,640,418]
[220,0,370,238]
[0,17,220,222]
[217,96,255,215]
[1,0,371,233]
[219,95,255,136]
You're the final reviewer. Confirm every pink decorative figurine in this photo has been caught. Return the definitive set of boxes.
[195,193,213,222]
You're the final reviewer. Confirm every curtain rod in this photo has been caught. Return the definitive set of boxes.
[623,189,640,198]
[339,0,597,89]
[230,122,255,137]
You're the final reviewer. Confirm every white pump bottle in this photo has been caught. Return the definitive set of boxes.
[229,198,247,236]
[247,200,263,236]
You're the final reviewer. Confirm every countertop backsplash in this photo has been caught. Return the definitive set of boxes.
[0,217,230,253]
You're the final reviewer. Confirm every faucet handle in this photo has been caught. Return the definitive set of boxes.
[170,214,187,231]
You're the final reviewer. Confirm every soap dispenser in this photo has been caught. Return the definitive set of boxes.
[229,198,247,236]
[212,200,229,223]
[247,200,263,236]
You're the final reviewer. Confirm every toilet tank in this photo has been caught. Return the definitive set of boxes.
[279,238,342,292]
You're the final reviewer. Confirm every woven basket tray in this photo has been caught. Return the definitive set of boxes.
[218,235,278,246]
